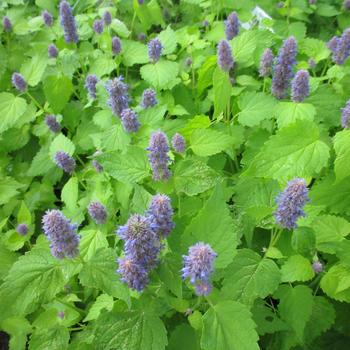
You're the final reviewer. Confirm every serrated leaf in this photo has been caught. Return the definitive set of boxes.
[281,255,315,282]
[20,54,48,86]
[79,248,130,306]
[183,185,237,268]
[274,102,316,129]
[29,326,69,350]
[28,147,54,177]
[90,56,116,77]
[92,310,167,350]
[238,92,277,127]
[43,76,73,113]
[122,40,149,66]
[244,120,330,180]
[333,130,350,183]
[83,294,114,322]
[0,243,18,280]
[61,177,78,212]
[140,60,179,89]
[299,38,330,62]
[80,229,109,261]
[158,26,177,55]
[100,124,130,152]
[190,129,233,157]
[231,31,257,67]
[213,67,231,118]
[1,316,32,350]
[110,19,130,38]
[222,249,281,305]
[0,177,25,205]
[0,92,27,134]
[201,301,259,350]
[50,134,75,160]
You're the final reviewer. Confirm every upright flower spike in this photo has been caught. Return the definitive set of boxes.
[274,178,309,229]
[147,131,171,181]
[172,133,186,153]
[141,88,157,108]
[121,108,140,133]
[117,257,149,291]
[112,36,122,55]
[147,194,175,238]
[88,201,107,224]
[182,242,217,296]
[341,100,350,128]
[3,16,12,32]
[59,0,79,44]
[48,44,59,58]
[105,76,129,117]
[259,48,274,77]
[42,10,53,27]
[16,223,28,236]
[271,36,297,99]
[332,28,350,65]
[12,73,27,92]
[148,38,163,63]
[217,39,234,72]
[45,115,61,133]
[93,19,104,34]
[54,151,76,174]
[42,209,80,259]
[327,36,339,54]
[103,11,112,25]
[224,11,239,40]
[291,70,310,102]
[85,74,99,100]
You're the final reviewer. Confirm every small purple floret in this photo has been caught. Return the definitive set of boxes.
[217,39,234,72]
[105,76,129,118]
[85,74,99,100]
[42,10,53,27]
[88,201,107,224]
[12,73,27,92]
[93,19,104,34]
[224,11,239,40]
[3,16,12,32]
[103,11,112,25]
[48,44,59,58]
[121,108,140,133]
[141,88,157,108]
[172,133,185,153]
[16,223,28,236]
[259,48,274,77]
[45,115,61,133]
[59,0,79,44]
[312,261,323,273]
[148,38,163,63]
[291,70,310,102]
[54,151,76,174]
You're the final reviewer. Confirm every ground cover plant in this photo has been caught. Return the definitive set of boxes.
[2,0,350,349]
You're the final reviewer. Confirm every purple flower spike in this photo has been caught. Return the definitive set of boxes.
[341,100,350,128]
[16,223,28,236]
[121,108,140,133]
[117,257,149,291]
[93,19,104,34]
[3,16,12,32]
[103,11,112,25]
[224,11,239,40]
[59,0,79,44]
[148,38,163,63]
[88,201,107,224]
[54,151,76,174]
[332,29,350,65]
[271,36,297,99]
[327,36,339,54]
[147,194,174,238]
[274,178,309,230]
[259,48,274,77]
[141,88,157,108]
[217,39,234,72]
[85,74,99,100]
[182,242,217,296]
[48,44,59,58]
[312,261,323,273]
[105,76,129,118]
[42,209,80,259]
[147,131,171,181]
[172,133,185,153]
[291,70,310,103]
[12,73,27,92]
[45,115,61,133]
[112,36,122,55]
[42,10,53,27]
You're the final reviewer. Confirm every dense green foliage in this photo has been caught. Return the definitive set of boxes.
[1,0,350,349]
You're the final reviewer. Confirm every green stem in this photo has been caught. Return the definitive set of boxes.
[26,92,45,112]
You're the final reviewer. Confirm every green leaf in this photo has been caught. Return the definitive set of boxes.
[213,67,231,118]
[90,56,117,77]
[61,177,78,212]
[50,134,76,159]
[158,26,177,55]
[0,92,27,134]
[158,254,183,298]
[43,76,73,113]
[291,226,316,258]
[311,215,350,253]
[110,19,130,38]
[201,301,259,350]
[244,120,330,180]
[168,324,200,350]
[197,56,216,95]
[0,177,25,205]
[238,92,277,127]
[83,294,114,322]
[274,102,316,129]
[17,200,32,225]
[180,115,211,138]
[321,263,350,302]
[190,129,233,157]
[92,310,167,350]
[140,60,179,89]
[174,159,218,196]
[80,229,109,261]
[29,326,70,350]
[183,185,238,268]
[100,124,130,152]
[281,255,315,282]
[97,146,149,184]
[28,147,54,177]
[333,130,350,183]
[79,248,130,306]
[0,243,18,280]
[222,249,281,305]
[231,31,257,67]
[20,54,48,86]
[299,38,330,62]
[0,248,67,320]
[122,40,149,66]
[1,316,32,350]
[276,285,314,343]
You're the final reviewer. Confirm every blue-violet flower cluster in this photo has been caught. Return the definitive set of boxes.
[121,108,140,133]
[217,40,234,72]
[59,0,79,44]
[45,115,61,133]
[224,11,239,40]
[54,151,76,174]
[259,48,274,77]
[12,73,27,92]
[291,70,310,102]
[85,74,99,100]
[148,38,163,63]
[105,76,129,117]
[141,88,157,108]
[341,100,350,128]
[172,133,186,153]
[88,201,107,224]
